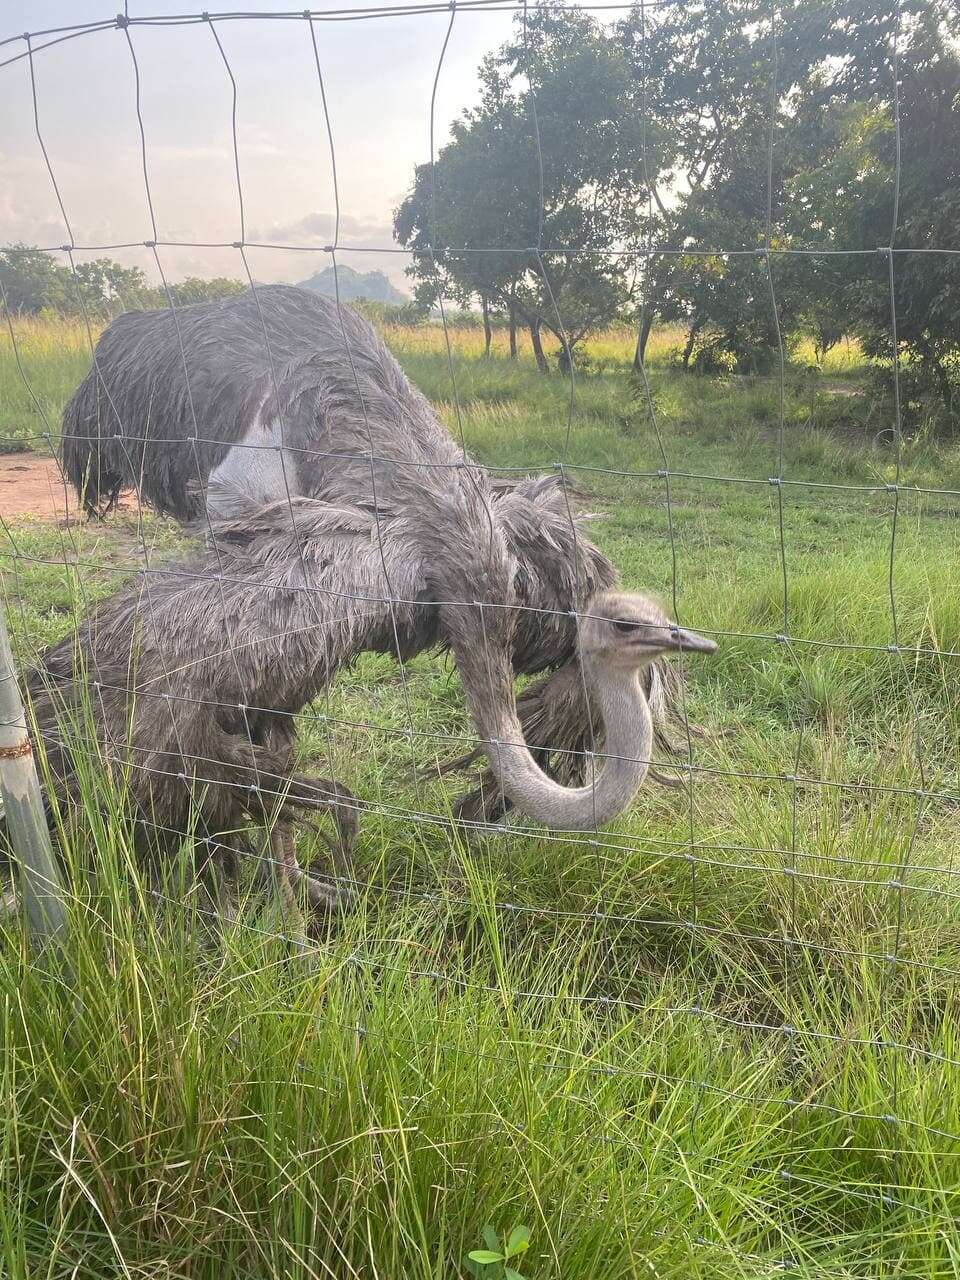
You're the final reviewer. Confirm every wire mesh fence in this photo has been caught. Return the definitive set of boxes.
[1,1,959,1273]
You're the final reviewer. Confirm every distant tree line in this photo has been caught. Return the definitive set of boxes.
[0,246,245,318]
[394,0,960,414]
[0,250,433,329]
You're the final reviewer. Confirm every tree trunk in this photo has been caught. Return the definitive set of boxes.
[633,309,655,372]
[481,294,492,358]
[681,320,702,372]
[933,357,953,411]
[529,319,549,374]
[508,299,518,359]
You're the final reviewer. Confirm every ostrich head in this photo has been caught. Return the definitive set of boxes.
[577,591,717,672]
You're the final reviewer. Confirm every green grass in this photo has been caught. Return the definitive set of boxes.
[0,315,92,451]
[2,318,960,1276]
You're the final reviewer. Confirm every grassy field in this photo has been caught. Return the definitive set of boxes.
[2,316,960,1277]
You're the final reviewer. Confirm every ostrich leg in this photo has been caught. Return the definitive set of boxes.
[288,857,351,913]
[285,775,360,912]
[270,824,308,948]
[200,854,238,929]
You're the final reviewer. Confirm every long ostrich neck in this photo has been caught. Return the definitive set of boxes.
[466,653,653,832]
[424,473,653,832]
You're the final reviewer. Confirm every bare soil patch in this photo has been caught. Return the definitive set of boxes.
[0,452,138,523]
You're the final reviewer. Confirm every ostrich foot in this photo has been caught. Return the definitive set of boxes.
[198,851,239,931]
[290,857,356,914]
[280,821,359,921]
[648,766,685,790]
[280,774,360,910]
[300,824,359,916]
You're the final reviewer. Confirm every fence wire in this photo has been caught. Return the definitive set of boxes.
[1,1,958,1272]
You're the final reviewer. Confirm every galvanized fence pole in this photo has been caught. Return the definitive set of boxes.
[0,602,68,947]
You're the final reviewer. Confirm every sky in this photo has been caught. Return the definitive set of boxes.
[0,1,521,292]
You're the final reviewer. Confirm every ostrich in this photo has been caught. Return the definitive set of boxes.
[61,283,471,525]
[28,490,716,926]
[58,284,711,823]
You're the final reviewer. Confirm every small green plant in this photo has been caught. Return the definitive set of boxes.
[466,1224,531,1279]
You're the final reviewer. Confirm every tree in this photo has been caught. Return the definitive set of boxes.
[615,0,822,372]
[163,276,246,306]
[616,0,960,409]
[0,246,75,313]
[0,247,246,319]
[74,259,150,311]
[782,0,960,413]
[395,6,648,369]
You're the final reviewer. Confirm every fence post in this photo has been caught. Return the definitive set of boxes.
[0,602,68,947]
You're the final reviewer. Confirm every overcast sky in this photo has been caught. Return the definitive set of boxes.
[0,1,520,291]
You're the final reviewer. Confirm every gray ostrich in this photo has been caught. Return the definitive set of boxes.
[28,488,715,926]
[59,285,708,822]
[61,283,472,525]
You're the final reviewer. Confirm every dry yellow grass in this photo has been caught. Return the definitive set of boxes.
[1,310,871,453]
[1,312,98,359]
[1,310,866,375]
[382,319,688,366]
[385,318,866,373]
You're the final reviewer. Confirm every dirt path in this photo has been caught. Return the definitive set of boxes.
[0,452,138,523]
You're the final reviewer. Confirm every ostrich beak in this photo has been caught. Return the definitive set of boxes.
[668,625,717,655]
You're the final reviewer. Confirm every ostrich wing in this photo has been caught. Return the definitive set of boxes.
[29,497,436,840]
[490,473,617,674]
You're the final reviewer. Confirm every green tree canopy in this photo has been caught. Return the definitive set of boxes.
[0,248,245,318]
[395,5,649,367]
[396,0,959,412]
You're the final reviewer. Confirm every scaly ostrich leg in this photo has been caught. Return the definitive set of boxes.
[280,776,359,911]
[288,856,352,913]
[270,824,308,947]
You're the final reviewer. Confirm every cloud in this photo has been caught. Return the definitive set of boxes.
[145,131,286,163]
[0,153,413,290]
[247,209,412,288]
[248,209,396,250]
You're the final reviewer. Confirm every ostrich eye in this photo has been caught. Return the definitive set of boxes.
[613,619,642,634]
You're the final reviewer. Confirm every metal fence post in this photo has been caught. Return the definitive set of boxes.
[0,602,68,947]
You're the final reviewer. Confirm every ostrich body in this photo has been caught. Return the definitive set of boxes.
[29,500,420,911]
[61,284,461,524]
[60,286,606,690]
